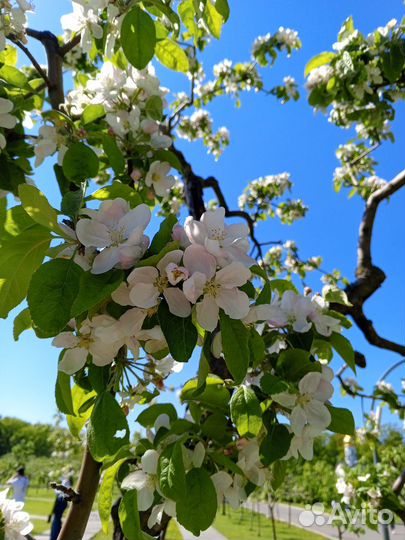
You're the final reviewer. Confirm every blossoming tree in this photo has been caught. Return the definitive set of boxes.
[0,1,404,539]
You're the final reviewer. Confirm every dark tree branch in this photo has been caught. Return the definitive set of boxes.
[9,37,51,86]
[49,482,81,503]
[60,33,81,56]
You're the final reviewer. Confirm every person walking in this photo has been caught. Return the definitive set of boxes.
[48,476,72,540]
[7,467,29,503]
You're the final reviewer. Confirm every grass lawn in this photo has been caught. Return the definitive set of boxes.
[32,518,49,535]
[214,506,327,540]
[91,519,183,540]
[25,497,54,516]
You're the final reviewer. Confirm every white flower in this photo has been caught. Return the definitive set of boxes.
[154,356,183,378]
[106,108,141,138]
[283,425,323,461]
[0,489,33,539]
[121,449,160,511]
[52,316,123,374]
[272,366,334,435]
[183,244,251,331]
[61,2,104,54]
[184,207,254,267]
[145,161,175,197]
[0,98,18,149]
[211,472,246,509]
[34,125,68,167]
[76,198,151,274]
[118,250,191,318]
[237,440,266,486]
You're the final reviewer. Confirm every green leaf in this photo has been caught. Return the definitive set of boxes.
[201,413,229,442]
[330,332,356,373]
[230,385,262,438]
[304,52,335,77]
[327,405,355,435]
[99,458,128,534]
[62,142,99,184]
[66,385,96,438]
[276,348,320,381]
[322,286,352,306]
[82,104,105,125]
[88,392,130,461]
[219,311,249,383]
[260,373,288,395]
[121,7,156,70]
[145,95,163,121]
[18,184,60,232]
[256,282,271,305]
[28,258,84,335]
[158,442,186,502]
[102,135,126,176]
[215,0,230,21]
[177,468,217,536]
[204,1,223,39]
[61,189,85,220]
[155,39,189,72]
[382,44,404,84]
[0,46,18,66]
[55,370,75,415]
[13,307,32,340]
[136,403,177,428]
[270,279,298,296]
[0,65,28,88]
[271,460,287,491]
[158,301,197,362]
[118,491,142,540]
[153,150,183,172]
[0,223,51,318]
[260,424,291,465]
[249,328,265,367]
[71,269,123,316]
[180,376,230,412]
[90,182,141,208]
[179,0,198,36]
[149,214,177,255]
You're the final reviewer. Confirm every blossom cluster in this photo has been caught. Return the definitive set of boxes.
[0,96,18,150]
[252,27,301,66]
[0,489,33,540]
[0,0,32,52]
[264,241,323,280]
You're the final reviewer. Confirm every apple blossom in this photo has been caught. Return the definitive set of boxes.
[0,489,33,540]
[145,161,175,197]
[237,439,267,486]
[283,425,323,461]
[183,244,251,331]
[76,198,151,274]
[34,125,68,167]
[211,471,246,509]
[0,97,17,149]
[121,449,160,511]
[61,2,105,54]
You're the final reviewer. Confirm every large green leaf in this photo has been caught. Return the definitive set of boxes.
[0,223,51,318]
[13,307,32,341]
[219,311,249,383]
[28,258,84,335]
[304,52,335,77]
[158,442,186,502]
[18,184,60,232]
[177,468,217,535]
[62,142,99,184]
[102,136,125,176]
[118,490,142,540]
[66,385,96,438]
[121,7,156,70]
[180,376,230,411]
[0,65,28,87]
[330,332,356,373]
[158,301,197,362]
[149,214,178,255]
[99,458,128,533]
[230,385,262,437]
[136,403,178,427]
[327,405,355,435]
[55,370,75,416]
[82,104,105,125]
[260,424,291,466]
[155,39,189,72]
[88,392,130,461]
[204,1,223,39]
[71,269,123,316]
[276,348,321,381]
[90,182,142,208]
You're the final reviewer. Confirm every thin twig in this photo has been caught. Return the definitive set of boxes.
[49,482,81,504]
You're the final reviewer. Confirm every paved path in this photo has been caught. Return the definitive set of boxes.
[249,500,404,540]
[178,522,227,540]
[34,510,101,540]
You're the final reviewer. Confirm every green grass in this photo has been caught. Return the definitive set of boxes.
[91,519,183,540]
[32,518,49,535]
[25,497,54,516]
[214,506,326,540]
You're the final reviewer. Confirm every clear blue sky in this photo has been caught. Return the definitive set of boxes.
[1,0,404,430]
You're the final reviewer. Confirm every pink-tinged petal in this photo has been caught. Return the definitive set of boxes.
[183,272,207,303]
[58,347,88,374]
[127,266,158,285]
[119,307,147,335]
[291,405,307,436]
[183,244,216,278]
[166,263,188,285]
[118,203,151,235]
[164,288,191,317]
[98,198,129,227]
[216,288,250,320]
[200,207,225,235]
[298,371,322,395]
[76,219,110,248]
[184,216,207,245]
[52,332,80,349]
[204,238,225,258]
[226,245,256,267]
[304,400,331,429]
[226,222,249,241]
[215,262,251,288]
[156,249,183,274]
[124,227,144,246]
[117,245,145,269]
[111,282,132,306]
[196,296,219,331]
[313,380,334,402]
[129,282,160,309]
[92,246,120,274]
[271,392,297,408]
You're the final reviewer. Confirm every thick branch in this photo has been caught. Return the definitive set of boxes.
[9,37,51,86]
[57,447,101,540]
[60,34,81,56]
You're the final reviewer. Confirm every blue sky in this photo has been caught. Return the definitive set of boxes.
[0,0,404,431]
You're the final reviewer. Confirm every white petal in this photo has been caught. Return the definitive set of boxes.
[201,207,225,235]
[76,219,110,248]
[183,244,216,278]
[271,392,297,408]
[0,97,13,114]
[313,380,334,402]
[52,332,80,349]
[211,471,233,495]
[184,217,207,245]
[127,266,158,285]
[298,372,322,395]
[216,288,250,319]
[121,470,147,490]
[304,400,331,429]
[156,249,183,275]
[138,486,154,511]
[196,296,219,331]
[142,449,159,474]
[92,247,120,274]
[291,405,307,436]
[119,308,147,335]
[129,282,160,309]
[118,203,151,235]
[164,288,191,317]
[297,435,315,461]
[215,262,251,288]
[58,348,88,374]
[111,282,132,306]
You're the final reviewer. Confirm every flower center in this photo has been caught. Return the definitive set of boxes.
[152,172,161,183]
[79,334,94,349]
[203,279,220,298]
[109,226,126,246]
[209,227,226,242]
[154,275,169,293]
[297,393,312,406]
